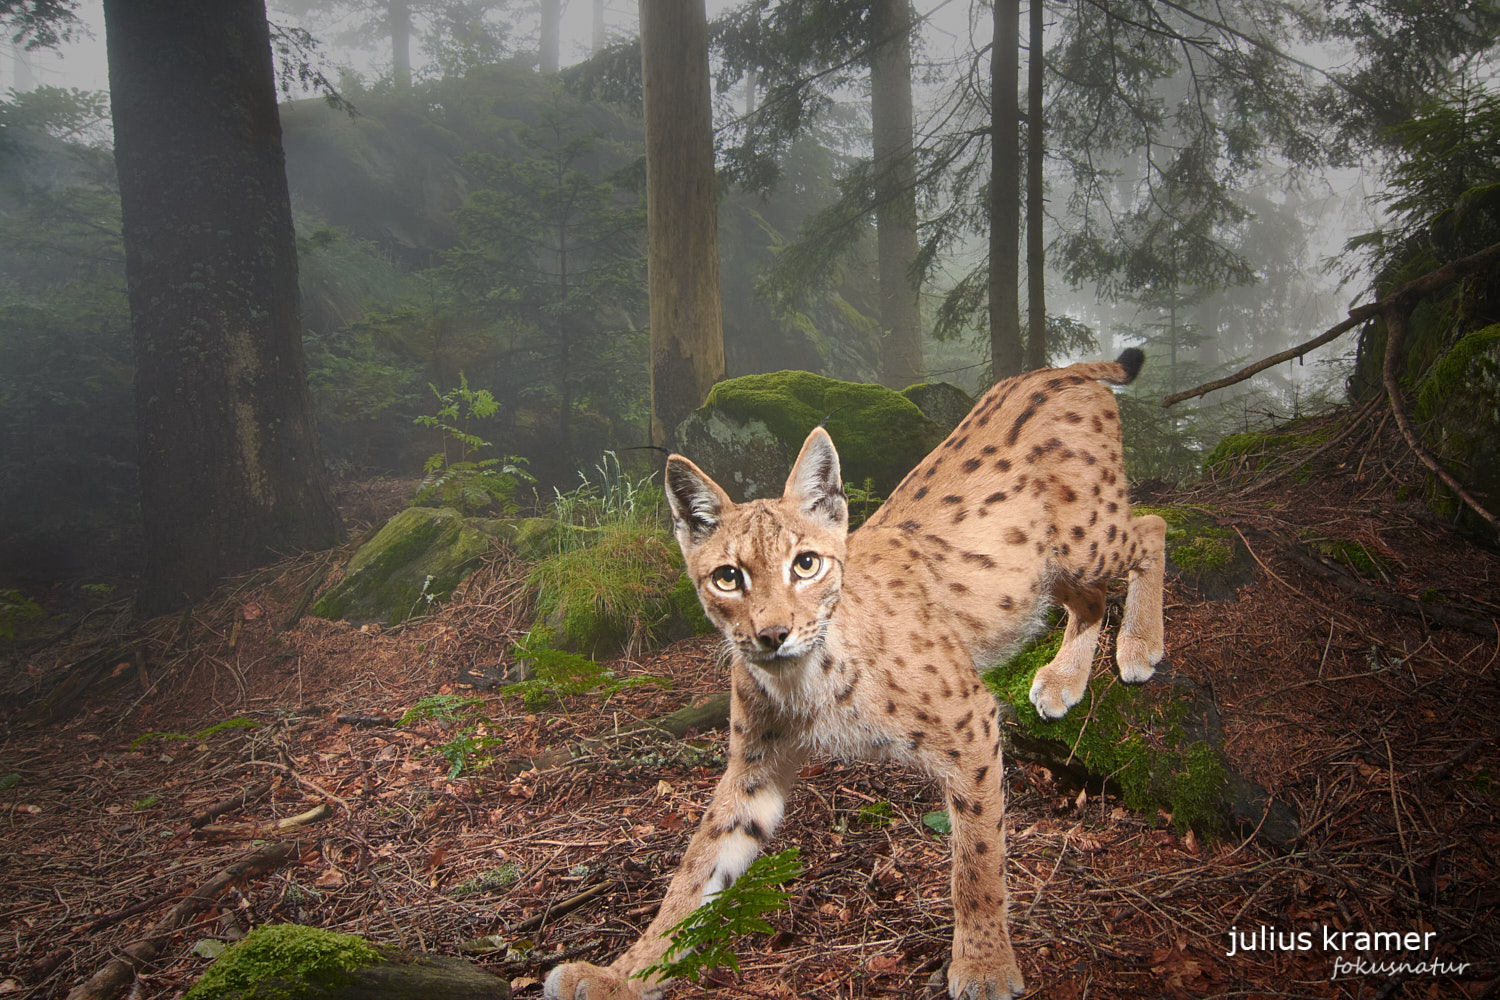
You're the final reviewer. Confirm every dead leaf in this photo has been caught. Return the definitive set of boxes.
[868,955,903,973]
[1075,787,1087,810]
[241,602,264,620]
[654,780,674,798]
[510,977,539,991]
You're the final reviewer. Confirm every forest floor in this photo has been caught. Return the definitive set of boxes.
[3,418,1499,1000]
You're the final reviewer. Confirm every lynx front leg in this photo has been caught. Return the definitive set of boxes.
[943,727,1025,1000]
[544,714,805,1000]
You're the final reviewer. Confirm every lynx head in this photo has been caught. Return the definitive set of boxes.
[666,427,848,667]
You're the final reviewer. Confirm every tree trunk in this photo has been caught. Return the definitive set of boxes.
[104,0,340,617]
[1024,0,1046,371]
[989,0,1023,380]
[640,0,725,451]
[592,0,606,54]
[390,0,411,91]
[540,0,561,72]
[870,0,923,389]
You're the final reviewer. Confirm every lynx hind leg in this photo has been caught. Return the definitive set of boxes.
[1028,582,1105,720]
[1116,513,1166,683]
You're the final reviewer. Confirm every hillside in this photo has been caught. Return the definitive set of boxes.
[3,416,1496,1000]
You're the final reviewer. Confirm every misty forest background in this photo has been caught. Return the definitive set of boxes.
[0,0,1497,607]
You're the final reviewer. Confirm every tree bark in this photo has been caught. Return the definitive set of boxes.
[540,0,562,72]
[870,0,923,389]
[591,0,606,54]
[640,0,725,451]
[989,0,1024,380]
[104,0,341,617]
[390,0,412,90]
[1024,0,1045,371]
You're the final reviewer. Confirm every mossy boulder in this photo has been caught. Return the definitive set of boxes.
[983,628,1298,849]
[313,510,559,626]
[675,371,950,501]
[184,924,510,1000]
[1415,323,1500,531]
[901,381,976,431]
[528,522,716,659]
[1135,505,1255,601]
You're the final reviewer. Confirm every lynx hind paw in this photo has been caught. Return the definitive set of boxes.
[948,957,1026,1000]
[1115,634,1162,684]
[1028,665,1083,720]
[544,962,657,1000]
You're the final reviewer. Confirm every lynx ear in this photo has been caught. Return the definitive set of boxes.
[665,455,732,550]
[785,427,847,530]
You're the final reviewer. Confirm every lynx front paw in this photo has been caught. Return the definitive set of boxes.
[948,956,1026,1000]
[543,962,658,1000]
[1115,634,1163,684]
[1028,665,1085,720]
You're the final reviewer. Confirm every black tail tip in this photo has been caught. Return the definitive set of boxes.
[1116,347,1145,384]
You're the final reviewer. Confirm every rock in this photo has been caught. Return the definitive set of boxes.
[675,371,950,501]
[313,508,504,626]
[184,924,510,1000]
[1417,323,1500,532]
[901,381,976,432]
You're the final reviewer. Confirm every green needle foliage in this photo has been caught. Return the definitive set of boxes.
[637,848,803,985]
[399,695,502,778]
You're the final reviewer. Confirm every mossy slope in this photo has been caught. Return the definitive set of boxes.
[982,629,1229,836]
[1134,505,1254,601]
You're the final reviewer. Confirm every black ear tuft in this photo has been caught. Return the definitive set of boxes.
[665,456,727,548]
[785,428,847,530]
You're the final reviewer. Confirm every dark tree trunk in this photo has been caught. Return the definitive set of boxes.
[390,0,412,91]
[870,0,922,389]
[104,0,340,617]
[540,0,561,72]
[1025,0,1046,370]
[640,0,725,451]
[989,0,1023,380]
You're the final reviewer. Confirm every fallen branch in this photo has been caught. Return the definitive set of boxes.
[511,882,613,934]
[1162,240,1500,408]
[188,780,274,829]
[504,693,731,776]
[198,802,332,839]
[65,840,302,1000]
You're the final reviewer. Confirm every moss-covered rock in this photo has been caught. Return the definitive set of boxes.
[901,381,976,431]
[314,508,511,626]
[1415,323,1500,530]
[528,523,715,658]
[1201,423,1334,480]
[184,924,511,1000]
[1134,505,1254,601]
[674,371,949,501]
[983,630,1297,848]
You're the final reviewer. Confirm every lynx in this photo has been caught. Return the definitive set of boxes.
[544,350,1166,1000]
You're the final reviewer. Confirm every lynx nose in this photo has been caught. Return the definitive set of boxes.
[755,625,791,651]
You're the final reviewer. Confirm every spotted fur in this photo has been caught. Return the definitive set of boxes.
[544,351,1166,1000]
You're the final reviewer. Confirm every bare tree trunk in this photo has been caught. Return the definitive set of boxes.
[640,0,725,450]
[871,0,922,389]
[1024,0,1045,370]
[390,0,411,91]
[591,0,606,54]
[989,0,1023,380]
[540,0,561,72]
[104,0,340,617]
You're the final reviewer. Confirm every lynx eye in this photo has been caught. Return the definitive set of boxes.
[709,565,743,592]
[791,552,822,579]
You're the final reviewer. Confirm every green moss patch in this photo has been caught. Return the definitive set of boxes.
[1132,506,1252,600]
[528,522,713,658]
[184,924,380,1000]
[1303,534,1392,580]
[678,371,948,500]
[982,631,1228,836]
[1201,423,1335,479]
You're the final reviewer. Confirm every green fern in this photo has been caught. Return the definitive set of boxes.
[636,848,802,984]
[412,372,533,515]
[399,695,501,778]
